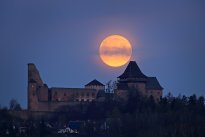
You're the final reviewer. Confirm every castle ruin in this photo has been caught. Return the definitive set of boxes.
[28,63,105,112]
[28,61,163,112]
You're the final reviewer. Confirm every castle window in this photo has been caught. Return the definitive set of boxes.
[92,93,95,97]
[64,93,66,96]
[81,93,84,97]
[33,93,35,96]
[86,93,89,97]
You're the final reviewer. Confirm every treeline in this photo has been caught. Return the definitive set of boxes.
[102,91,205,137]
[1,91,205,137]
[49,90,205,137]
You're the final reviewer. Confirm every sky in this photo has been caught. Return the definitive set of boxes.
[0,0,205,108]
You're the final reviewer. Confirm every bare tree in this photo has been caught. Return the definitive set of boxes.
[105,80,117,93]
[9,99,21,110]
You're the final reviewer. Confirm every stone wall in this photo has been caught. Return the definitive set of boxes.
[50,88,97,102]
[85,85,105,91]
[28,63,44,110]
[146,89,162,102]
[37,85,49,101]
[116,82,163,102]
[28,64,101,112]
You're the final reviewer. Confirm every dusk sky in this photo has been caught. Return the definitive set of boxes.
[0,0,205,108]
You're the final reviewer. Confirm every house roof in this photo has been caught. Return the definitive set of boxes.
[146,77,163,90]
[85,79,104,86]
[118,61,147,79]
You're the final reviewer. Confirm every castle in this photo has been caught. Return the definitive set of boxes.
[116,61,163,101]
[28,61,163,112]
[28,64,105,111]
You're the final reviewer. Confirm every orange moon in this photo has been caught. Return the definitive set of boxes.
[99,35,132,67]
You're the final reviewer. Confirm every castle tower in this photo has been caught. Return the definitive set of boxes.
[28,63,48,111]
[117,61,148,93]
[116,61,163,101]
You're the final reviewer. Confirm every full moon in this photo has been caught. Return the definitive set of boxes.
[99,35,132,67]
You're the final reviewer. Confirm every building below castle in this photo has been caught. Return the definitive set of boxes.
[28,61,163,112]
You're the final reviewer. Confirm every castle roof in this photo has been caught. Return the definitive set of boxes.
[146,77,163,90]
[85,79,104,86]
[118,61,147,79]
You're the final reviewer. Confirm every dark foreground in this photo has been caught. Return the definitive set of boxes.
[1,91,205,137]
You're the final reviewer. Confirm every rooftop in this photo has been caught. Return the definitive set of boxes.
[85,79,104,87]
[118,61,147,79]
[146,77,163,90]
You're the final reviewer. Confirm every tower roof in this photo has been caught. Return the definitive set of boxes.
[118,61,147,79]
[146,77,163,90]
[85,79,104,86]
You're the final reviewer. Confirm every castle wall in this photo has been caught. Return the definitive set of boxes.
[51,88,97,102]
[117,82,163,102]
[37,85,49,101]
[29,87,98,111]
[127,82,146,94]
[27,63,101,111]
[85,85,105,91]
[28,63,43,86]
[28,82,39,111]
[115,90,129,101]
[146,89,162,102]
[28,63,45,110]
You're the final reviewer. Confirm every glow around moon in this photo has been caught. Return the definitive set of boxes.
[99,35,132,67]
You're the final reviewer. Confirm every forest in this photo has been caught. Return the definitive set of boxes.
[0,90,205,137]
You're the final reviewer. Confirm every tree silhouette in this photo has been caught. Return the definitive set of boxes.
[9,99,21,111]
